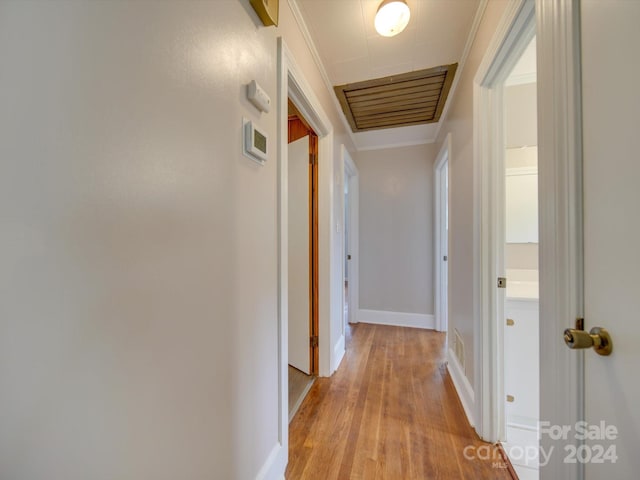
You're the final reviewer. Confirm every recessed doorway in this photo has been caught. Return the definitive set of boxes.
[287,99,318,420]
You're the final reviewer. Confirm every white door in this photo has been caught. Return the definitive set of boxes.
[288,136,310,374]
[581,1,640,475]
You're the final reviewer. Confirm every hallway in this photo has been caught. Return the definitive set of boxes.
[286,324,511,479]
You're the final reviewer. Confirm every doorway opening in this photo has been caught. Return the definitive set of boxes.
[342,147,359,348]
[501,35,539,480]
[434,133,451,333]
[287,99,318,421]
[473,1,538,478]
[275,37,336,477]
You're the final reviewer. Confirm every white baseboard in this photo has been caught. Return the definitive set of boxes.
[332,334,346,374]
[254,442,286,480]
[447,347,475,427]
[357,309,435,329]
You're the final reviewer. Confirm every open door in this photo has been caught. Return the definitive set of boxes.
[287,103,319,376]
[536,1,640,477]
[577,2,639,477]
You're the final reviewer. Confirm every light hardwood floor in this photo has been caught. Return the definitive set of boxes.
[289,365,315,422]
[286,323,512,479]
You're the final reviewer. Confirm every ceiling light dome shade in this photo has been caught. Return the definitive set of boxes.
[375,0,411,37]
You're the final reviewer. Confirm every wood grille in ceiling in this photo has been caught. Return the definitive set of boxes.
[334,64,457,132]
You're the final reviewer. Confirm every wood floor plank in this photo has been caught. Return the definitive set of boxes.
[286,323,510,479]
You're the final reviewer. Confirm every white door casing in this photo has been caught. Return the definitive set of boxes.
[473,0,535,443]
[536,0,584,477]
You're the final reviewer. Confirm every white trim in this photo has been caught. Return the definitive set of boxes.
[536,0,584,478]
[358,310,435,330]
[332,333,346,373]
[505,71,537,87]
[474,1,535,86]
[447,348,476,428]
[287,0,357,149]
[434,0,489,142]
[254,443,285,480]
[473,0,535,444]
[434,133,451,333]
[275,39,290,480]
[356,138,435,152]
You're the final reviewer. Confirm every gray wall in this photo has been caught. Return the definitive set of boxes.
[356,144,437,315]
[433,0,511,382]
[506,82,538,148]
[0,1,354,479]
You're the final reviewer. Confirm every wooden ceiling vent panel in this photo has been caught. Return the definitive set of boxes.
[334,64,457,132]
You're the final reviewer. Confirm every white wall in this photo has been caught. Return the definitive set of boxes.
[356,144,437,317]
[0,1,354,479]
[505,82,538,266]
[434,0,510,384]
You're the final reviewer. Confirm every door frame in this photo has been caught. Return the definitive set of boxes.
[273,37,336,478]
[473,0,535,443]
[434,133,451,333]
[473,1,584,478]
[287,112,319,375]
[536,0,584,478]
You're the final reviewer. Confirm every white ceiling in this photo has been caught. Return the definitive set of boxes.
[295,0,483,150]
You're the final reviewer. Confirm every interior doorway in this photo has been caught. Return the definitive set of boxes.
[501,35,539,480]
[287,99,318,420]
[434,134,451,333]
[473,3,538,480]
[342,147,359,345]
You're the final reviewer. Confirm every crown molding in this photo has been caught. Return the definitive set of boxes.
[356,138,435,152]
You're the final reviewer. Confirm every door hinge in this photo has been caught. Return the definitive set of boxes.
[310,153,317,165]
[310,335,319,348]
[497,277,507,289]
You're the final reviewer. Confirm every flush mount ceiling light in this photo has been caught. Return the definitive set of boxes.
[374,0,411,37]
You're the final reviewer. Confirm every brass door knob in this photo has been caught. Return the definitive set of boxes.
[563,327,613,356]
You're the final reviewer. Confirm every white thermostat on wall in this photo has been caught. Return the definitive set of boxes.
[243,118,268,165]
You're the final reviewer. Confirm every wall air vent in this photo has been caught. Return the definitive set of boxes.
[334,64,457,132]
